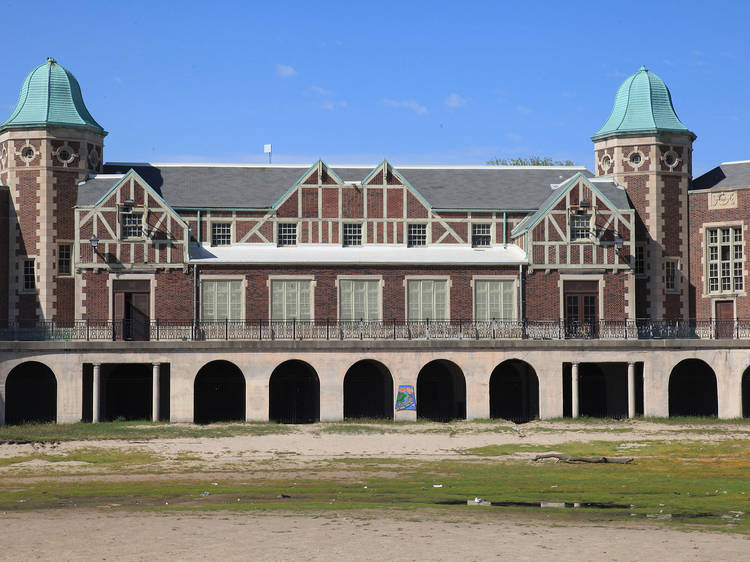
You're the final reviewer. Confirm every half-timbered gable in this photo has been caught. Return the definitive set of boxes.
[512,173,634,271]
[75,170,189,270]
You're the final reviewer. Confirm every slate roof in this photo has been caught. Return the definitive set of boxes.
[692,161,750,191]
[77,163,592,211]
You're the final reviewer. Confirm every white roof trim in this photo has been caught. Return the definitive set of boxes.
[189,243,528,265]
[105,161,587,171]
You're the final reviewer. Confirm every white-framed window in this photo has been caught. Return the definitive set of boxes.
[277,222,298,246]
[342,223,362,247]
[407,279,448,321]
[211,222,232,246]
[339,279,381,321]
[665,258,679,293]
[707,226,743,293]
[471,223,492,247]
[23,259,35,291]
[271,279,313,321]
[201,279,243,321]
[121,212,143,239]
[407,223,427,247]
[474,279,514,321]
[58,244,72,276]
[570,212,593,242]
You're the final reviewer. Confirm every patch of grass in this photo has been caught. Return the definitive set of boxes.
[0,421,296,443]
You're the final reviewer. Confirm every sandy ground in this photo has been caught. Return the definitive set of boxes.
[1,510,748,561]
[1,421,749,560]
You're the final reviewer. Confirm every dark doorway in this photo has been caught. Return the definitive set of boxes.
[101,364,152,421]
[579,363,627,418]
[5,362,57,424]
[743,368,750,418]
[194,361,245,424]
[416,360,466,422]
[269,360,320,423]
[564,280,598,338]
[113,280,150,341]
[489,360,538,423]
[344,360,393,419]
[669,359,717,417]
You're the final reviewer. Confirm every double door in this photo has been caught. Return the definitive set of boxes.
[113,280,150,340]
[564,281,597,338]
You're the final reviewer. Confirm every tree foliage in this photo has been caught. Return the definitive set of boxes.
[487,156,576,166]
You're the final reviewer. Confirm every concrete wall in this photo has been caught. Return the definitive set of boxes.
[1,340,749,424]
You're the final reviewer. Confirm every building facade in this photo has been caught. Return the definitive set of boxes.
[1,59,750,425]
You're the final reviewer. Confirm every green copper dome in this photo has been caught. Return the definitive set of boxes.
[0,58,105,134]
[592,66,693,141]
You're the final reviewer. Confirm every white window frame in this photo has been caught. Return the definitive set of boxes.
[407,223,428,247]
[342,222,363,247]
[267,275,316,321]
[199,275,247,321]
[276,221,299,246]
[471,275,518,321]
[665,258,680,293]
[22,258,36,292]
[471,222,493,248]
[403,275,451,322]
[705,224,744,296]
[569,209,595,243]
[209,221,233,247]
[58,243,73,277]
[634,244,646,277]
[335,275,383,322]
[120,211,145,240]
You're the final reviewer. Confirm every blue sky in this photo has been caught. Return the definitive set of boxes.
[0,0,747,175]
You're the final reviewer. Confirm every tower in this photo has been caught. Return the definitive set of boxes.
[0,58,106,324]
[592,66,695,320]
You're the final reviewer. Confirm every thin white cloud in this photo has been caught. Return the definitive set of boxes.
[275,64,297,78]
[322,100,348,111]
[445,93,466,108]
[310,85,334,96]
[516,105,532,115]
[382,98,428,115]
[506,132,522,142]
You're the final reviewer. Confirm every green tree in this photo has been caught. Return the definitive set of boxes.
[487,156,576,166]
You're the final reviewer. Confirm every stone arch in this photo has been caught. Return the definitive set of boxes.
[489,359,539,423]
[269,360,320,424]
[343,360,393,420]
[194,360,246,424]
[5,361,57,425]
[669,359,717,417]
[416,360,466,422]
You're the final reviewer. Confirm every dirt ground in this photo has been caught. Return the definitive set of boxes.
[1,420,749,561]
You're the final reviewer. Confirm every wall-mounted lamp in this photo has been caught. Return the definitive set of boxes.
[123,198,135,207]
[579,198,591,208]
[90,234,99,249]
[613,234,623,255]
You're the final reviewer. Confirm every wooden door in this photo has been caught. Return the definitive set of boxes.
[130,292,150,341]
[715,300,734,339]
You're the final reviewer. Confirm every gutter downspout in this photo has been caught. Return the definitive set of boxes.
[519,264,524,323]
[503,211,507,248]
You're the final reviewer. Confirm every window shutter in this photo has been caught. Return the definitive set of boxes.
[216,281,229,319]
[298,281,310,320]
[367,281,379,321]
[422,281,434,320]
[340,280,353,321]
[229,281,242,320]
[433,281,446,320]
[502,281,513,320]
[201,281,216,321]
[353,281,366,321]
[408,280,420,321]
[286,281,298,319]
[476,280,488,321]
[271,281,284,320]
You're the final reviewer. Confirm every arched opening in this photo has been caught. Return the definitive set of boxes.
[742,367,750,418]
[269,360,319,424]
[5,362,57,424]
[669,359,717,417]
[344,360,393,420]
[416,360,466,422]
[101,364,153,421]
[489,360,538,423]
[194,361,246,424]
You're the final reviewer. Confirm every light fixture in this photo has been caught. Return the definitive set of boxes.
[123,198,135,206]
[614,234,623,255]
[90,235,99,249]
[579,198,591,208]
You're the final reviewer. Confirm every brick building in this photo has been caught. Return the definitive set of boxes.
[1,59,749,425]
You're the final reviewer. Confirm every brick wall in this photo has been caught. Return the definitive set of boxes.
[0,186,8,327]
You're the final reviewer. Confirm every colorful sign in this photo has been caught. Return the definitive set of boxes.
[396,385,416,411]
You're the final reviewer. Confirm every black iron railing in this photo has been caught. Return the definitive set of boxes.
[0,318,749,342]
